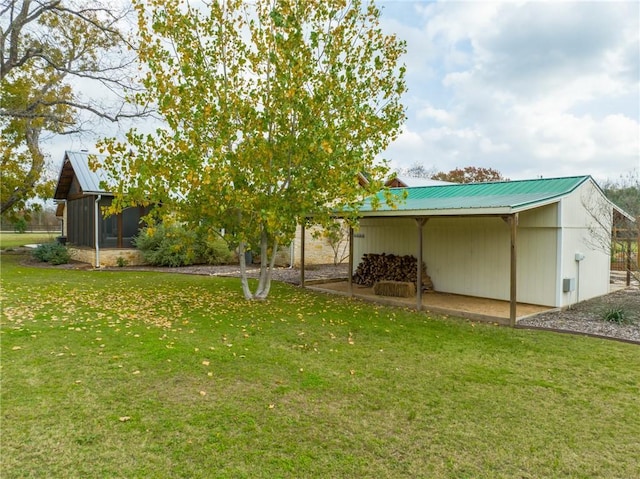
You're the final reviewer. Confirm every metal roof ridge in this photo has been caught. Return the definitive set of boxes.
[398,174,592,191]
[507,175,591,208]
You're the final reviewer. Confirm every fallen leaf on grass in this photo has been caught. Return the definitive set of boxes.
[199,390,207,396]
[11,346,22,351]
[119,416,131,422]
[202,360,210,366]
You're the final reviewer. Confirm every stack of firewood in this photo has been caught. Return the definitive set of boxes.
[352,253,434,291]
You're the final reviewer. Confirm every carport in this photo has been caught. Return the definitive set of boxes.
[300,176,632,326]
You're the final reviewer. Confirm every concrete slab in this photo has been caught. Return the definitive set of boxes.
[307,281,552,325]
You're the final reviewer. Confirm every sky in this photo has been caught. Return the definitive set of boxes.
[46,0,640,185]
[378,0,640,182]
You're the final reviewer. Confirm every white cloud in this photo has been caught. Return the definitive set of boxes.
[416,104,455,124]
[380,0,640,182]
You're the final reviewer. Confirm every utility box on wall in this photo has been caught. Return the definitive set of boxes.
[563,278,576,292]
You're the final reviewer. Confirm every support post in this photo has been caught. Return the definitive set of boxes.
[348,224,354,297]
[509,213,518,326]
[94,194,102,268]
[300,222,306,287]
[415,218,428,310]
[626,238,631,287]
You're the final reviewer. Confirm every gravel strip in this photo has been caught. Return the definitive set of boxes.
[517,286,639,343]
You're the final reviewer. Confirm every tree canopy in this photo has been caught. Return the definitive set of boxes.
[602,170,640,219]
[0,0,145,219]
[431,166,507,183]
[396,164,507,183]
[98,0,407,299]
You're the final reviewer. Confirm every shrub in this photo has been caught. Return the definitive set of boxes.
[197,232,234,265]
[32,242,70,265]
[135,223,235,267]
[13,217,28,234]
[602,307,627,324]
[134,223,199,267]
[116,256,129,267]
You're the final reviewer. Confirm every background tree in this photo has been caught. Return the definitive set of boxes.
[0,0,146,219]
[315,220,351,266]
[602,169,640,219]
[601,169,639,283]
[99,0,406,299]
[431,166,507,183]
[397,162,437,179]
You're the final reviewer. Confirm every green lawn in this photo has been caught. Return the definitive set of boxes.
[0,232,58,249]
[1,252,639,478]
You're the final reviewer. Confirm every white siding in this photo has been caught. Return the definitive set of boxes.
[424,217,510,300]
[558,182,612,306]
[517,224,558,306]
[353,218,417,263]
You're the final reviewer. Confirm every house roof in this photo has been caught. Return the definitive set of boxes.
[386,175,453,188]
[360,175,625,217]
[54,151,112,200]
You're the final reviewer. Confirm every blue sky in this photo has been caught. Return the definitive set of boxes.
[378,0,640,181]
[48,0,640,184]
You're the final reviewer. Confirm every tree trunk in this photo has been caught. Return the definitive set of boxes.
[237,231,279,300]
[238,240,253,300]
[255,237,278,300]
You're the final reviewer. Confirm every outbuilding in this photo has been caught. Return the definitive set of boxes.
[344,175,633,325]
[53,151,150,267]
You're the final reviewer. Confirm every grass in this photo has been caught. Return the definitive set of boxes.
[0,232,58,249]
[1,252,639,478]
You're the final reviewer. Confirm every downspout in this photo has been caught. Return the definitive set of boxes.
[94,195,102,268]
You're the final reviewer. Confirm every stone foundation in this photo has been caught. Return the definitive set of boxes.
[69,247,146,268]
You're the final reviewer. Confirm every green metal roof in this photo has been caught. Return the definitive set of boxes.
[360,175,592,215]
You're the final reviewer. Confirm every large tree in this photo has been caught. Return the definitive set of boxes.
[431,166,507,183]
[98,0,406,299]
[0,0,145,219]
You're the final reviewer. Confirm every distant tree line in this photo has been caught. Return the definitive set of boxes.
[1,205,59,233]
[397,163,507,183]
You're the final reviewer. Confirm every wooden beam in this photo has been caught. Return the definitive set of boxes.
[117,213,123,248]
[300,222,306,287]
[508,213,518,327]
[626,238,631,287]
[415,217,428,310]
[348,224,354,297]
